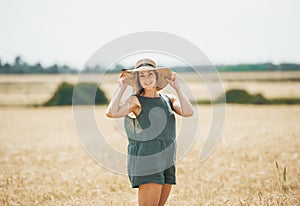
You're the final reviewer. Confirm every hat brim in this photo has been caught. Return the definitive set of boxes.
[120,67,172,90]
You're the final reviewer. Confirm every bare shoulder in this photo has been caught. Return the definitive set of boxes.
[165,93,177,103]
[127,95,141,107]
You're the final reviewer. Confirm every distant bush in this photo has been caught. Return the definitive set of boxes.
[212,89,300,105]
[44,82,108,106]
[224,89,267,104]
[267,97,300,105]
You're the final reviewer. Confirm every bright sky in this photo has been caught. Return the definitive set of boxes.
[0,0,299,69]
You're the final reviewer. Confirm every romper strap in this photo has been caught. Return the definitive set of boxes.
[161,94,174,112]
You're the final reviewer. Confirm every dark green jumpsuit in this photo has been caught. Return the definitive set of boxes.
[124,94,176,188]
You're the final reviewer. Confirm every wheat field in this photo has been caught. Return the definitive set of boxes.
[1,71,300,106]
[0,72,300,205]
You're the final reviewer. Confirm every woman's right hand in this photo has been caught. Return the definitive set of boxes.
[118,72,128,90]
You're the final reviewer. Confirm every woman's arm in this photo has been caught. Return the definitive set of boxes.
[166,72,194,117]
[106,76,140,118]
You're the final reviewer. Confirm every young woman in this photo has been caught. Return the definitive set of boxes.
[106,58,193,206]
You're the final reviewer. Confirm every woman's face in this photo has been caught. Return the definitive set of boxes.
[138,70,157,89]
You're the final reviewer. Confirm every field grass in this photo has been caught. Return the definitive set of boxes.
[0,72,300,205]
[0,105,299,205]
[1,71,300,106]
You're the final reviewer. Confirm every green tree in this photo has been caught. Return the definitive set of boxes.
[44,82,108,106]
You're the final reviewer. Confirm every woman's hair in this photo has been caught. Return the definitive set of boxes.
[134,70,159,95]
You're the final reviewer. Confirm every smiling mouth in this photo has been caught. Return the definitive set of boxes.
[144,82,153,86]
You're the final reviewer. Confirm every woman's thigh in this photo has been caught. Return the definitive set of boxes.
[158,184,172,206]
[138,183,162,206]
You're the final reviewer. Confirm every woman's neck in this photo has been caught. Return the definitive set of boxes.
[142,88,159,98]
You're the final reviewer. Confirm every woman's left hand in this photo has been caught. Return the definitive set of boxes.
[167,72,180,90]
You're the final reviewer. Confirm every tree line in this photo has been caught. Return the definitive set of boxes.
[1,56,300,74]
[0,56,78,74]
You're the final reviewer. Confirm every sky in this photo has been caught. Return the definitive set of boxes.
[0,0,299,69]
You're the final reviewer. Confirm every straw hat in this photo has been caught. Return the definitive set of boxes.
[120,58,172,90]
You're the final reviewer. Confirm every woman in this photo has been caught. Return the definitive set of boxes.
[106,58,193,206]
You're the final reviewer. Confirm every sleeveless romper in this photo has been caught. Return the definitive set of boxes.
[124,94,176,188]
